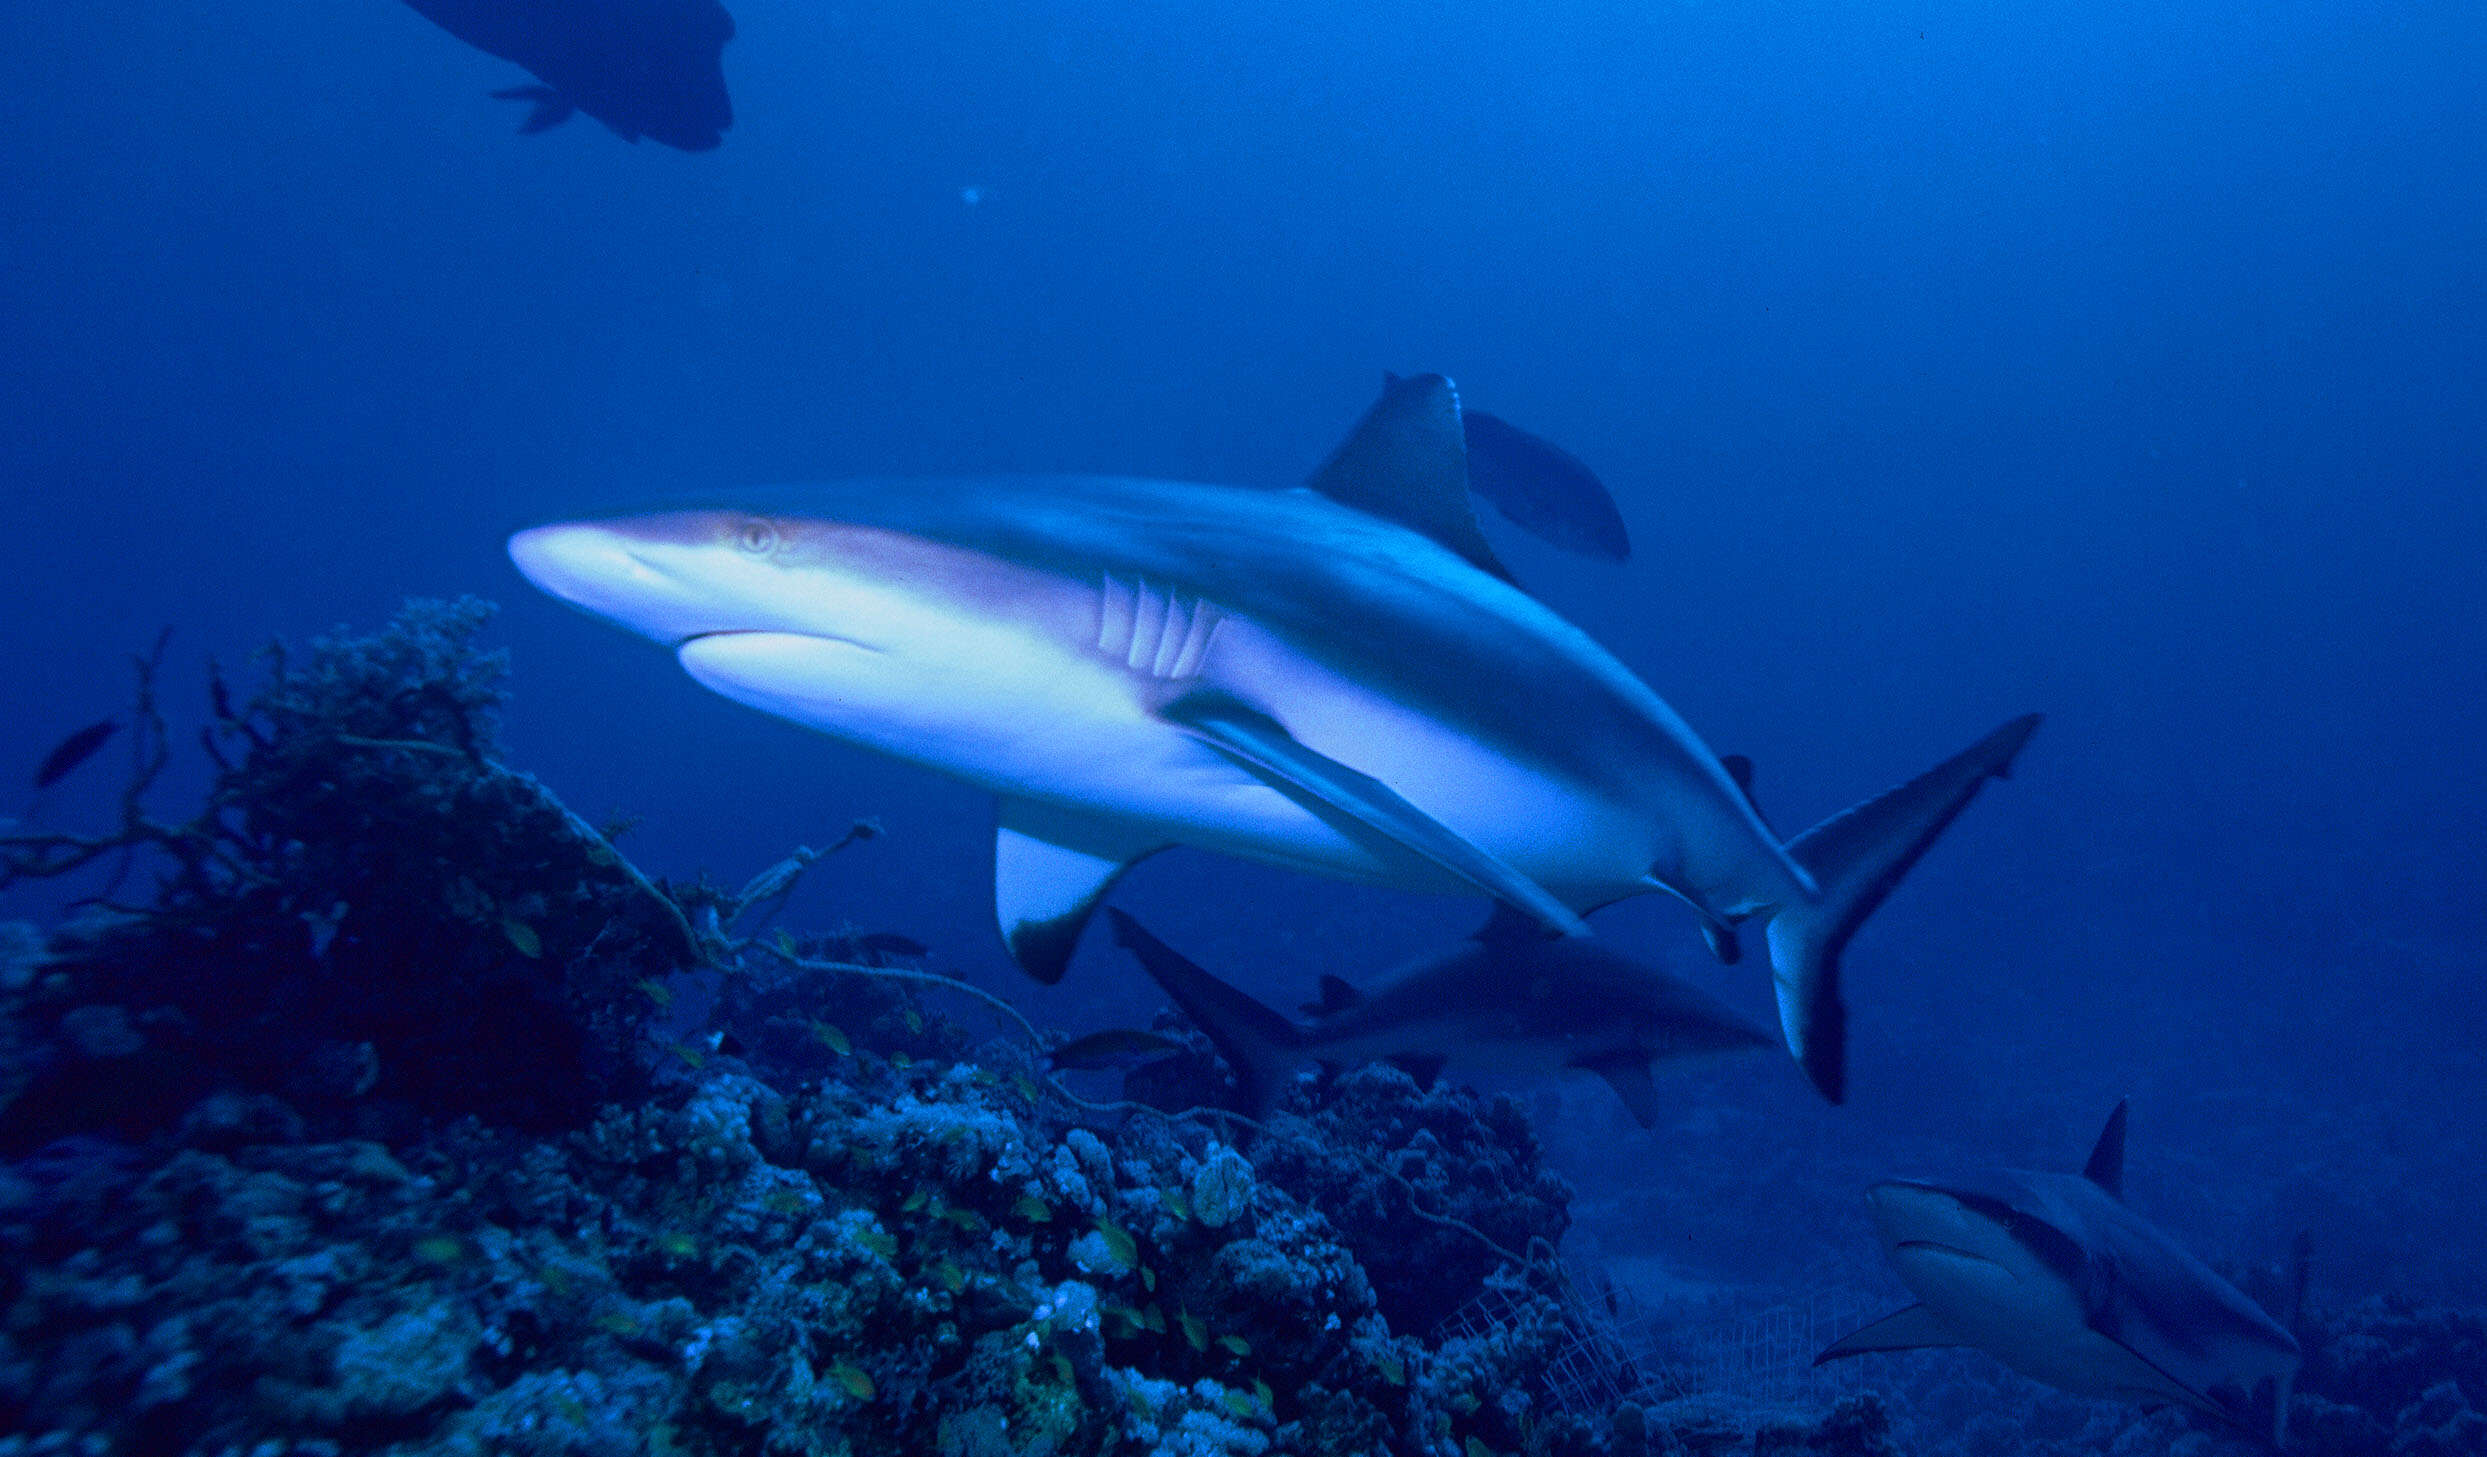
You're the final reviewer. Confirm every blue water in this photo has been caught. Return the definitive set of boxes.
[5,0,2482,1327]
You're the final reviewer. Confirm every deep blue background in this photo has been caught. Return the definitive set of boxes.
[4,0,2481,1303]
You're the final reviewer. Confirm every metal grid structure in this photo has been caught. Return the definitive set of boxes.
[1434,1271,1885,1424]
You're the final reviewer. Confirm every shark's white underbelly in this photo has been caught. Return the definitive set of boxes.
[676,600,1655,906]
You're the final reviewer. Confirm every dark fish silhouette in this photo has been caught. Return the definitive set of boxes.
[1461,408,1632,561]
[1046,1028,1184,1073]
[1385,372,1632,561]
[33,721,117,789]
[403,0,736,152]
[1106,907,1772,1126]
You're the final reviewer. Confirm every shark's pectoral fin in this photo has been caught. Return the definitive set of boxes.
[1572,1051,1663,1128]
[489,84,577,135]
[1159,689,1588,937]
[1307,373,1515,584]
[1814,1304,1959,1365]
[994,800,1163,984]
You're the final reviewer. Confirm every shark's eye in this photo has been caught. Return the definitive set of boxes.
[736,519,779,555]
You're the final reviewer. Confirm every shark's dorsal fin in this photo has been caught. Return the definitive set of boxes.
[1307,374,1514,584]
[1815,1304,1957,1364]
[2084,1097,2130,1197]
[1573,1050,1663,1127]
[993,799,1163,984]
[1160,688,1587,938]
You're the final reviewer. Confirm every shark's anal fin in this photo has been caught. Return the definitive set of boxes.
[1571,1051,1663,1128]
[1814,1304,1958,1365]
[2084,1098,2130,1197]
[1308,374,1515,584]
[994,800,1163,984]
[1159,689,1588,938]
[489,84,577,135]
[1717,753,1778,838]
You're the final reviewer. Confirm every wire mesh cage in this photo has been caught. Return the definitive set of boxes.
[1434,1266,1886,1425]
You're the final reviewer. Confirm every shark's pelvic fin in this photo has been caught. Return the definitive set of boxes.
[1571,1050,1664,1128]
[489,84,577,135]
[994,800,1162,984]
[1815,1304,1957,1364]
[1306,373,1515,585]
[1160,689,1590,937]
[1764,713,2043,1103]
[2084,1097,2130,1196]
[1105,909,1302,1116]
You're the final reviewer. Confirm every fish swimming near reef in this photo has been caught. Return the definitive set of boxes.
[32,720,117,790]
[509,373,2038,1100]
[1105,907,1772,1125]
[401,0,735,151]
[1045,1027,1186,1074]
[1817,1100,2303,1444]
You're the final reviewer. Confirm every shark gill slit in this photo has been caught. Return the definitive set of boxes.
[1096,572,1135,660]
[1128,578,1169,674]
[1170,601,1220,679]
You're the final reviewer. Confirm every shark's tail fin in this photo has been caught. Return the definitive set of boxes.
[1763,714,2042,1102]
[1105,910,1305,1118]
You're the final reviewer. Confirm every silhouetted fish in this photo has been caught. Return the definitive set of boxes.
[1461,408,1632,561]
[1384,372,1632,560]
[1046,1028,1183,1073]
[403,0,736,152]
[33,721,117,790]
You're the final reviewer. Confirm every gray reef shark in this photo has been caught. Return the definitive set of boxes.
[508,373,2038,1100]
[1818,1100,2302,1444]
[1104,906,1773,1125]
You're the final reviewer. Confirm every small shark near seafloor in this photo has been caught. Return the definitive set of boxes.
[1105,906,1774,1125]
[1818,1100,2303,1445]
[509,373,2039,1101]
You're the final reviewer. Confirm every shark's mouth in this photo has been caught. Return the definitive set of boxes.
[678,628,885,656]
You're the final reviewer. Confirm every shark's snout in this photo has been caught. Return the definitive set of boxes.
[1865,1181,1970,1246]
[509,521,726,645]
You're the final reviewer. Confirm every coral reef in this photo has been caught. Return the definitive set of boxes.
[10,602,2459,1457]
[0,601,686,1147]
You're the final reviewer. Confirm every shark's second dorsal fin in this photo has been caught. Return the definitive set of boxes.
[2084,1098,2130,1196]
[1310,974,1363,1015]
[1474,901,1553,948]
[1307,374,1514,584]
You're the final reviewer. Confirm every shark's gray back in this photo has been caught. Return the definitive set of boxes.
[725,474,1721,792]
[1994,1169,2301,1407]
